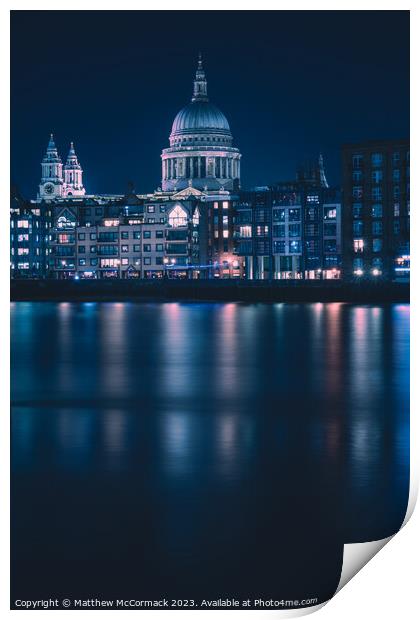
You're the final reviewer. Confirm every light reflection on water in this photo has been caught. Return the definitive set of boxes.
[11,302,409,602]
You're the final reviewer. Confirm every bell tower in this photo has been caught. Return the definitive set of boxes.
[63,142,85,196]
[38,134,64,200]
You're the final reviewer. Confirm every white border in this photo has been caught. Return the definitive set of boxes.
[3,2,417,618]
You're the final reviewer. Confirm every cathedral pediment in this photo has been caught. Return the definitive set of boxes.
[171,185,205,199]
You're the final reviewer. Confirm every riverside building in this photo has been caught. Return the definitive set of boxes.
[342,139,410,280]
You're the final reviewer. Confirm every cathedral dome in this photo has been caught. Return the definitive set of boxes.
[171,101,231,137]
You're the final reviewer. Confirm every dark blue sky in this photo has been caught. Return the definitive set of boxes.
[11,10,409,198]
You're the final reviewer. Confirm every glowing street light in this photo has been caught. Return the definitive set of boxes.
[354,269,364,276]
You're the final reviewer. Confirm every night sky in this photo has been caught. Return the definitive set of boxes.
[11,10,409,198]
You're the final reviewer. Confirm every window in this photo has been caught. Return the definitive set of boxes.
[90,232,97,240]
[372,257,383,270]
[352,154,363,168]
[289,240,301,253]
[393,169,400,182]
[353,221,363,235]
[222,215,228,225]
[90,258,98,266]
[222,201,229,209]
[289,224,301,237]
[273,240,285,253]
[273,224,285,237]
[78,233,85,240]
[371,204,383,218]
[121,245,129,253]
[160,205,166,213]
[168,205,188,227]
[394,203,400,217]
[78,246,86,253]
[90,246,97,253]
[273,209,285,222]
[353,258,364,269]
[373,239,382,252]
[156,244,164,252]
[372,170,383,183]
[143,231,151,238]
[78,258,86,266]
[133,244,140,252]
[256,225,269,236]
[324,208,336,219]
[288,208,300,221]
[133,231,141,239]
[324,223,336,236]
[143,244,151,252]
[393,152,400,164]
[372,186,382,200]
[352,170,362,182]
[95,208,103,216]
[353,204,362,218]
[394,220,400,234]
[17,220,29,228]
[144,257,151,265]
[239,225,252,238]
[353,186,363,199]
[214,230,219,238]
[147,205,155,213]
[371,153,383,167]
[324,239,336,252]
[394,186,400,198]
[354,239,364,253]
[147,218,155,223]
[121,231,129,239]
[372,221,383,235]
[121,258,129,265]
[155,230,164,238]
[223,230,229,238]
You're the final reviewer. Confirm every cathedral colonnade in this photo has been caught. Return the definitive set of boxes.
[162,155,240,182]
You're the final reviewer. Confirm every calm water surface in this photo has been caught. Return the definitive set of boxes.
[11,302,409,605]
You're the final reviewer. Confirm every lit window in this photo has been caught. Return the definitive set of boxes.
[223,230,229,238]
[239,225,252,238]
[17,220,29,228]
[121,258,129,265]
[354,239,364,253]
[222,201,229,209]
[168,205,188,227]
[193,208,199,226]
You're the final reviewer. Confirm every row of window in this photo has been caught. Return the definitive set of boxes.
[352,186,406,199]
[352,152,409,169]
[352,169,406,182]
[76,257,165,267]
[353,220,404,236]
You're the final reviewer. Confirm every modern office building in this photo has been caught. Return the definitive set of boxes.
[234,160,341,280]
[342,139,410,280]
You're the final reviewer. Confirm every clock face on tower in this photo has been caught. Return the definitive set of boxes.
[44,183,54,195]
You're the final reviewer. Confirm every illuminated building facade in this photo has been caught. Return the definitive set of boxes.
[342,139,410,280]
[234,165,341,280]
[10,187,52,277]
[161,55,241,193]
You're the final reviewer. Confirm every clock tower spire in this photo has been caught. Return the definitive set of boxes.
[38,133,64,200]
[63,142,85,196]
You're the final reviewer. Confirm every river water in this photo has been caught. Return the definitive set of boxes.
[11,301,410,607]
